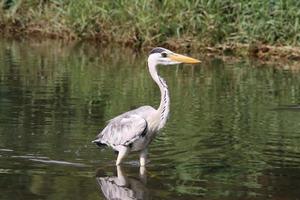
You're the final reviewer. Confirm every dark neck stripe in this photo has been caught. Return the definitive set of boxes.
[158,77,167,88]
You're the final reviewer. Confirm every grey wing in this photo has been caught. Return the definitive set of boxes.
[96,114,148,147]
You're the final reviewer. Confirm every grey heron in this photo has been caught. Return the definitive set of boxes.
[92,47,200,166]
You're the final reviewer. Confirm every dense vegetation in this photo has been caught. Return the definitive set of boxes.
[1,0,300,48]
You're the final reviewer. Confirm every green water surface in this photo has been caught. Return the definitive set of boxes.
[0,40,300,200]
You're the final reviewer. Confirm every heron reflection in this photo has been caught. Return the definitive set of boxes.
[96,166,149,200]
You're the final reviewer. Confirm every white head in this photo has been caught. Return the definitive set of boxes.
[148,47,201,66]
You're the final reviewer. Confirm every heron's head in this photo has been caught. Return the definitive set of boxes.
[148,47,200,66]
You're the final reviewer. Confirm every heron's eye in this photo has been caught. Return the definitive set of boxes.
[161,52,167,58]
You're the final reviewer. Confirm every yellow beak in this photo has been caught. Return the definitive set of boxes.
[169,53,201,64]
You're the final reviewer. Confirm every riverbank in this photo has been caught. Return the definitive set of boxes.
[1,0,300,62]
[2,26,300,63]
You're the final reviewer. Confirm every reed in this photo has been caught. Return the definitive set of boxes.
[1,0,300,47]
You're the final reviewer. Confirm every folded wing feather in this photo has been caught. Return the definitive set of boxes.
[97,114,147,147]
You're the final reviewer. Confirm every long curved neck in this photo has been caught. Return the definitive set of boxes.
[148,60,170,130]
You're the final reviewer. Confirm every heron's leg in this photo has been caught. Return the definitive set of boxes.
[139,166,147,184]
[139,148,148,166]
[116,146,129,166]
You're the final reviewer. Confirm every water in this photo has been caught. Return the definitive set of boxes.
[0,39,300,200]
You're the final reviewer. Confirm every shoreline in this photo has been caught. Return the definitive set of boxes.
[0,28,300,70]
[1,0,300,66]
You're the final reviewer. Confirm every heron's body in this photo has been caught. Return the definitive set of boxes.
[98,105,158,152]
[92,47,200,166]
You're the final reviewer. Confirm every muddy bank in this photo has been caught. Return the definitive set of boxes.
[1,26,300,70]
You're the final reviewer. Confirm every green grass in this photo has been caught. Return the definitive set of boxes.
[1,0,300,47]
